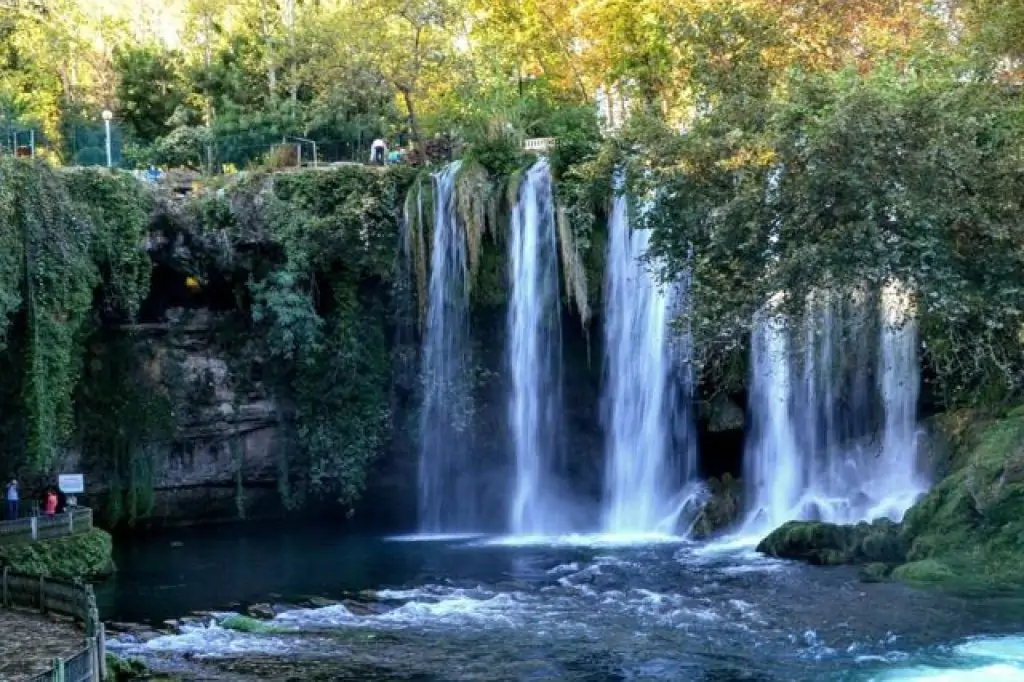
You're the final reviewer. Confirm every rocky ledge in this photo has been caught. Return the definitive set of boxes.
[758,405,1024,590]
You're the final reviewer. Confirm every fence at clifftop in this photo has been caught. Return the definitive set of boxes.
[0,508,94,545]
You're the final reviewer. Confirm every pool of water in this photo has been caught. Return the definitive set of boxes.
[99,524,1024,681]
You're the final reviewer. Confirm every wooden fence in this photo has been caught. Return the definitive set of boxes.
[0,508,93,545]
[1,569,106,682]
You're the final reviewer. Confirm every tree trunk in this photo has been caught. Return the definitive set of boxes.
[401,88,421,150]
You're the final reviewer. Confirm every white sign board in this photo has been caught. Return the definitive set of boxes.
[58,474,84,494]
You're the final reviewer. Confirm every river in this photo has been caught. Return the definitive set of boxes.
[98,523,1024,681]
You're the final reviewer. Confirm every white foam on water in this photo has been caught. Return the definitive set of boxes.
[273,588,526,631]
[864,636,1024,681]
[109,620,297,660]
[869,664,1024,681]
[478,532,687,548]
[384,533,487,543]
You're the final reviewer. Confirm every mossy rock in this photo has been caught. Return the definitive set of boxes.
[0,528,114,579]
[757,519,907,566]
[106,653,150,681]
[858,562,893,583]
[891,559,955,584]
[691,474,743,539]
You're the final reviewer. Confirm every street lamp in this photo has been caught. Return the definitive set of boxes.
[102,109,113,168]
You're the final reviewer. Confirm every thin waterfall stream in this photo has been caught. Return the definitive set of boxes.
[507,158,567,535]
[417,161,477,532]
[600,188,698,535]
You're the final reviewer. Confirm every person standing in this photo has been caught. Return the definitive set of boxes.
[370,138,388,164]
[44,488,57,518]
[5,479,18,520]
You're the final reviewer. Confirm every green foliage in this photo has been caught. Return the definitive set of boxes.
[13,161,98,470]
[114,46,187,144]
[635,68,1024,406]
[208,166,412,509]
[63,170,154,321]
[0,528,114,579]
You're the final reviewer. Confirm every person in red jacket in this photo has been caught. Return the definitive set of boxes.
[43,489,57,517]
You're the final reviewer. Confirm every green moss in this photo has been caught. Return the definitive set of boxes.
[858,562,893,583]
[106,653,150,681]
[220,614,283,634]
[891,559,955,584]
[757,519,906,566]
[0,528,114,579]
[898,405,1024,588]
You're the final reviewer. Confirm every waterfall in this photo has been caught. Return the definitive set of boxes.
[508,159,566,535]
[871,282,927,520]
[418,161,477,532]
[742,286,927,534]
[742,301,803,532]
[600,190,698,535]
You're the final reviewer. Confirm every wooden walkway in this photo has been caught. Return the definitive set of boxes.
[0,609,83,682]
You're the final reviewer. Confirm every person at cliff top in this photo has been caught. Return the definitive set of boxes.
[43,488,57,517]
[4,479,17,520]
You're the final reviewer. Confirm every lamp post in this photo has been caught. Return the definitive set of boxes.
[102,110,113,168]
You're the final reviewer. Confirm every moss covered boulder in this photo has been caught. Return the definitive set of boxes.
[897,405,1024,588]
[0,528,115,579]
[691,474,743,539]
[757,519,907,566]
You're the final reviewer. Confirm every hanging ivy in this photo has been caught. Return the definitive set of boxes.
[13,161,98,470]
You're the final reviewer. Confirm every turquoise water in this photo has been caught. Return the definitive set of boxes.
[99,525,1024,681]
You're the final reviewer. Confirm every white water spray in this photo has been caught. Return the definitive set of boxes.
[419,161,477,532]
[600,190,698,534]
[508,159,566,535]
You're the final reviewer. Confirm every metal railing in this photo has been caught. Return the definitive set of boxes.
[2,569,106,682]
[0,508,93,544]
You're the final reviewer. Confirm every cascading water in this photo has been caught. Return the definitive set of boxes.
[871,281,927,519]
[600,190,698,535]
[418,161,477,532]
[508,159,566,535]
[742,285,927,534]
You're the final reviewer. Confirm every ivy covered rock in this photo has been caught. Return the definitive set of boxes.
[757,519,907,566]
[0,528,115,579]
[897,405,1024,588]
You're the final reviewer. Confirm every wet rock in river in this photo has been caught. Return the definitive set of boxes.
[246,603,276,619]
